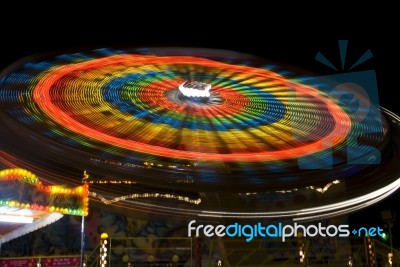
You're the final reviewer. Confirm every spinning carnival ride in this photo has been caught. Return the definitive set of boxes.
[0,47,399,221]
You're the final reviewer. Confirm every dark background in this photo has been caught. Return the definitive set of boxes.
[0,11,398,249]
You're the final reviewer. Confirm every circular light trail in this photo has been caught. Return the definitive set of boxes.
[32,54,350,162]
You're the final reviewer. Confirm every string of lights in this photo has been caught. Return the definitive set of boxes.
[0,168,89,216]
[89,191,201,205]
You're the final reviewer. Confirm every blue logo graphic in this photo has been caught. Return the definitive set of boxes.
[298,40,382,169]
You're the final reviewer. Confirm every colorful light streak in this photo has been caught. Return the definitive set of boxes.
[0,168,89,216]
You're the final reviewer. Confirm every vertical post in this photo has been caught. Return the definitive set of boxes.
[100,233,109,267]
[347,256,353,267]
[298,232,305,266]
[381,210,395,266]
[80,215,85,267]
[81,170,89,267]
[388,252,393,266]
[389,224,393,254]
[194,237,202,267]
[389,225,393,266]
[365,236,376,267]
[191,237,193,267]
